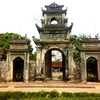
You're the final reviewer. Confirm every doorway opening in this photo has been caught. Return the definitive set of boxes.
[86,57,98,82]
[45,49,66,81]
[13,57,24,82]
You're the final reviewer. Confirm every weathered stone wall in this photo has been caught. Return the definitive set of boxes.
[40,33,67,40]
[29,60,36,81]
[73,60,81,81]
[0,60,36,82]
[0,61,7,82]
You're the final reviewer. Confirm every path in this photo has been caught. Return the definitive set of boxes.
[0,81,100,93]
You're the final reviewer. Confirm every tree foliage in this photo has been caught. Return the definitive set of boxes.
[0,32,24,48]
[70,34,96,61]
[30,52,36,60]
[70,34,88,60]
[70,34,82,60]
[0,32,35,60]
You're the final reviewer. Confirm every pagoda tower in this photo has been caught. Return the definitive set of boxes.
[33,2,74,81]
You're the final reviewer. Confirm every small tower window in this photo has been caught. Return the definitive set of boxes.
[50,17,58,25]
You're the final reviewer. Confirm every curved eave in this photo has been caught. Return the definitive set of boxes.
[6,49,29,52]
[36,25,71,33]
[79,48,100,52]
[80,41,100,43]
[80,39,100,43]
[42,9,67,16]
[35,40,71,45]
[35,24,41,33]
[8,40,28,44]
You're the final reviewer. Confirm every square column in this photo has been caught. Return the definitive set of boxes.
[68,45,75,82]
[80,52,86,83]
[36,45,42,75]
[24,52,30,82]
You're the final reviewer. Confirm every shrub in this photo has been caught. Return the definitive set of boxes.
[58,75,63,80]
[0,91,100,99]
[49,90,59,98]
[61,92,74,98]
[35,90,49,98]
[87,74,95,81]
[61,92,100,98]
[24,92,37,98]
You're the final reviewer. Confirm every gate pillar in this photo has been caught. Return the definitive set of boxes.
[35,45,42,75]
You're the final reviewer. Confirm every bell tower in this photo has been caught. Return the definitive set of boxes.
[42,2,67,26]
[36,2,73,41]
[33,2,74,81]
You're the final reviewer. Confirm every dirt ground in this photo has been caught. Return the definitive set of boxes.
[0,81,100,93]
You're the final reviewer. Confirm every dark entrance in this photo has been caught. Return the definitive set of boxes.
[13,57,24,82]
[86,57,98,82]
[45,49,66,81]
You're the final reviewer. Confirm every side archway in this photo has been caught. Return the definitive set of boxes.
[13,57,24,82]
[86,57,98,82]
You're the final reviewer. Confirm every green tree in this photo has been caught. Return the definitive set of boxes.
[70,34,84,60]
[0,32,35,60]
[0,32,23,48]
[70,34,92,60]
[30,52,36,60]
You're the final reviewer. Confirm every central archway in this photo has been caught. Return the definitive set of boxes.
[86,57,98,82]
[13,57,24,82]
[45,48,66,81]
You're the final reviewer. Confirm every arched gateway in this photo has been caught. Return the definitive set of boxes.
[1,3,100,83]
[80,38,100,82]
[45,48,66,80]
[13,57,24,82]
[86,57,98,82]
[33,2,74,81]
[6,39,29,82]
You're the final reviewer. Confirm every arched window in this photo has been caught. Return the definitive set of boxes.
[50,17,58,25]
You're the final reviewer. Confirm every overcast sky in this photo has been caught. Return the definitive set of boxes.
[0,0,100,51]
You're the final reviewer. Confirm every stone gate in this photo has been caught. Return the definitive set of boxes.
[6,39,30,82]
[0,2,99,83]
[33,2,74,81]
[80,37,100,82]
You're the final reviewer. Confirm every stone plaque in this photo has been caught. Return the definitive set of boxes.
[11,44,26,49]
[83,44,98,48]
